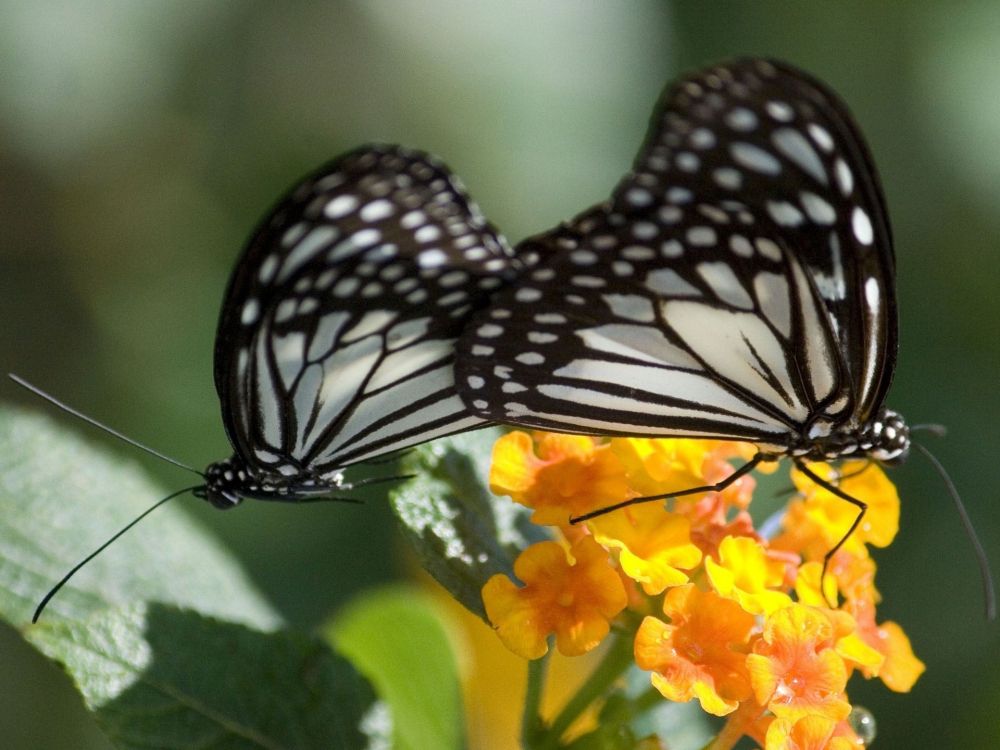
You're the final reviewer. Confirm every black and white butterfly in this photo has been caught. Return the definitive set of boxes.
[455,58,909,534]
[18,144,523,620]
[201,144,522,506]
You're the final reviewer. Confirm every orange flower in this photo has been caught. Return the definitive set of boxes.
[481,536,627,659]
[705,535,793,615]
[489,431,629,526]
[634,584,755,716]
[764,714,859,750]
[589,504,702,595]
[746,605,851,723]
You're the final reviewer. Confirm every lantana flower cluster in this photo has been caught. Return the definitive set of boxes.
[481,432,925,749]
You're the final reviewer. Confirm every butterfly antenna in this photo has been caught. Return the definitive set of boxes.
[912,441,996,621]
[32,485,200,623]
[9,374,203,478]
[911,423,948,437]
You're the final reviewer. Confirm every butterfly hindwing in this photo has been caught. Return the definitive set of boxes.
[214,145,519,477]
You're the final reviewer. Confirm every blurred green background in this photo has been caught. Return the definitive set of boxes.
[2,1,998,747]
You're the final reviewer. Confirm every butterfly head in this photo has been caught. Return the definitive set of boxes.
[865,408,911,466]
[195,457,248,510]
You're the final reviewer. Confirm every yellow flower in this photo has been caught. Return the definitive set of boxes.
[705,535,793,615]
[489,431,629,526]
[634,584,755,716]
[779,461,899,561]
[481,536,627,659]
[589,504,702,595]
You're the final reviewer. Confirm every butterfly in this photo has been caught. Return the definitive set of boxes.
[454,58,910,552]
[200,144,523,506]
[19,144,523,620]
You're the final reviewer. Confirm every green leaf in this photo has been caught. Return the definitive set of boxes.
[0,405,277,628]
[327,585,464,750]
[29,603,381,750]
[388,428,547,620]
[0,405,382,749]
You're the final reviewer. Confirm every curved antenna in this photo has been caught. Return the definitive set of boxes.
[9,374,203,478]
[33,485,201,623]
[913,441,996,621]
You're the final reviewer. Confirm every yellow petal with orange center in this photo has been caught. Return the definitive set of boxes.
[706,535,792,615]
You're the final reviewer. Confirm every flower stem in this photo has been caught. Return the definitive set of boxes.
[533,632,634,748]
[522,651,549,745]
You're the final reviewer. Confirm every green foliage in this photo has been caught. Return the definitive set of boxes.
[328,585,465,750]
[0,406,381,749]
[389,429,547,620]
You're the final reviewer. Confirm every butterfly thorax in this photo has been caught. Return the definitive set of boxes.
[196,456,345,509]
[784,408,910,464]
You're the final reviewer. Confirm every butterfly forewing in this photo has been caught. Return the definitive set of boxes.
[215,145,518,477]
[622,58,897,419]
[456,59,895,448]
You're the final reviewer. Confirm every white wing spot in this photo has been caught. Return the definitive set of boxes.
[687,226,717,247]
[713,167,743,190]
[415,225,441,243]
[516,287,542,303]
[477,324,503,338]
[772,128,828,184]
[625,188,653,207]
[807,123,834,152]
[401,210,427,229]
[661,240,683,258]
[466,376,485,390]
[502,382,528,394]
[516,352,545,365]
[697,262,753,309]
[471,345,494,356]
[697,204,730,224]
[325,195,359,219]
[766,200,805,227]
[755,238,783,262]
[690,128,715,148]
[666,187,693,204]
[571,276,605,288]
[605,293,655,322]
[726,107,758,131]
[730,235,753,257]
[658,206,683,224]
[852,207,874,245]
[632,222,658,240]
[258,254,279,284]
[622,245,655,261]
[241,298,259,325]
[730,142,781,174]
[418,249,448,268]
[439,270,468,287]
[332,276,361,298]
[646,268,699,297]
[360,199,394,222]
[571,250,598,265]
[834,158,854,196]
[528,331,558,344]
[766,100,794,121]
[535,313,567,324]
[676,152,700,172]
[800,192,837,225]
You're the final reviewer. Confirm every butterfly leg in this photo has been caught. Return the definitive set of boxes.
[793,460,868,607]
[570,452,769,524]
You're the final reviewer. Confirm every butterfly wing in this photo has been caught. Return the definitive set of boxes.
[456,58,895,444]
[625,58,897,421]
[215,145,519,475]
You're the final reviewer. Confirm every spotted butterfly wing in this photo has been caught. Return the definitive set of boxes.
[456,59,901,459]
[209,145,518,502]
